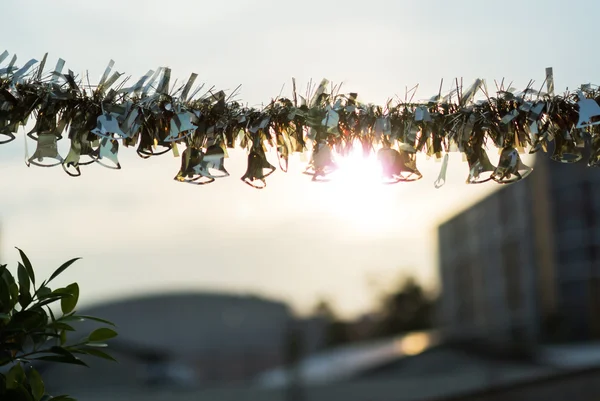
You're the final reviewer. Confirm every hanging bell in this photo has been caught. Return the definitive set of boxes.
[91,112,126,139]
[136,120,172,158]
[0,121,16,144]
[491,147,532,184]
[174,147,215,185]
[62,133,99,176]
[165,111,196,142]
[395,149,422,181]
[241,138,276,189]
[304,141,337,181]
[378,147,401,183]
[28,108,60,141]
[551,130,583,163]
[377,147,422,183]
[200,144,230,178]
[465,146,496,184]
[576,90,600,129]
[96,137,121,169]
[28,133,63,167]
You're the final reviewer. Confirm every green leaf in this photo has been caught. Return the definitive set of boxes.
[32,291,69,309]
[59,330,67,346]
[47,307,57,323]
[68,315,116,327]
[49,396,76,401]
[0,272,12,313]
[9,309,47,332]
[6,363,25,389]
[18,263,32,308]
[28,367,45,401]
[84,342,107,348]
[47,258,81,284]
[48,322,75,332]
[81,348,117,362]
[88,328,118,342]
[32,355,88,367]
[16,248,35,287]
[0,313,10,321]
[60,283,79,315]
[36,286,51,300]
[9,283,19,308]
[47,346,75,357]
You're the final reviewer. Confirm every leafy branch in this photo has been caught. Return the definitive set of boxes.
[0,248,118,401]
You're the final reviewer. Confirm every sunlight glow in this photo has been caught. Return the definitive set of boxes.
[317,143,404,235]
[394,332,432,356]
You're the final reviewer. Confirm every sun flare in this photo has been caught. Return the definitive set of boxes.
[316,144,404,235]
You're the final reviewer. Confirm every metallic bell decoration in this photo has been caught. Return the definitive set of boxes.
[304,141,337,181]
[174,147,215,185]
[136,124,172,158]
[576,90,600,129]
[241,138,275,189]
[91,112,126,139]
[465,146,496,184]
[28,133,63,167]
[391,149,422,182]
[377,147,422,184]
[62,133,99,176]
[165,111,196,142]
[96,137,121,169]
[491,147,532,184]
[0,121,17,144]
[551,129,583,163]
[199,145,229,178]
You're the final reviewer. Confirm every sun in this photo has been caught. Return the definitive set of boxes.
[317,143,404,235]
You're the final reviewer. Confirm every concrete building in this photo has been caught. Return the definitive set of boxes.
[437,153,600,346]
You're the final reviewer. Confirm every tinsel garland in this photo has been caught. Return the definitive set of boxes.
[2,51,600,189]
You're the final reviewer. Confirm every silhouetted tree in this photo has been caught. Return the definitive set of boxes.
[311,298,350,349]
[375,276,435,337]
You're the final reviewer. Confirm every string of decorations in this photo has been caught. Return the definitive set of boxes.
[2,51,600,189]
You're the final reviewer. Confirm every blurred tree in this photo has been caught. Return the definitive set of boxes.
[375,276,435,337]
[311,299,350,349]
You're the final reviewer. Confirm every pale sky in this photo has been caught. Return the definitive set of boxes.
[0,0,594,318]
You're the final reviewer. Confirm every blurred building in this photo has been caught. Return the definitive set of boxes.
[42,292,299,394]
[437,153,600,346]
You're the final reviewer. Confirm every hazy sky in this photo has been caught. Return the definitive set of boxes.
[0,0,594,317]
